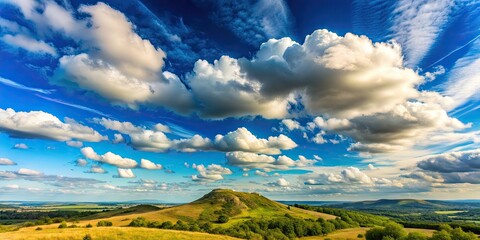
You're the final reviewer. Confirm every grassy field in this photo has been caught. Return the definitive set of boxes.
[0,227,240,240]
[300,227,435,240]
[434,210,467,214]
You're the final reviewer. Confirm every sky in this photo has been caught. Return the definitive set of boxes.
[0,0,479,202]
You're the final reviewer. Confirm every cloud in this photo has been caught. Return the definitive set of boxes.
[305,95,470,153]
[36,95,109,117]
[226,152,317,171]
[303,167,396,186]
[212,127,297,154]
[199,0,292,46]
[13,143,29,149]
[254,170,269,177]
[268,178,290,187]
[280,119,302,131]
[417,149,480,173]
[85,166,107,174]
[115,168,136,178]
[113,134,125,144]
[1,34,57,56]
[50,3,193,113]
[140,159,163,170]
[96,119,296,154]
[0,168,105,188]
[0,77,53,94]
[191,164,232,182]
[75,159,88,167]
[390,0,455,66]
[81,147,138,168]
[66,140,83,148]
[187,29,423,119]
[0,108,106,142]
[0,158,16,166]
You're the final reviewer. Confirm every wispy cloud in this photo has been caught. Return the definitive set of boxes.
[0,77,53,94]
[36,94,109,117]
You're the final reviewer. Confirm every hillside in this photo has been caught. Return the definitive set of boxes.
[328,199,477,211]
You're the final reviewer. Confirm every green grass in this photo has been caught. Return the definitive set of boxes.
[435,210,467,215]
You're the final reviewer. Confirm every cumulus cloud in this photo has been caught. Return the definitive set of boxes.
[305,95,470,153]
[0,158,16,165]
[303,167,398,187]
[115,168,136,178]
[140,159,163,170]
[192,164,232,182]
[50,3,193,112]
[13,143,29,149]
[1,34,57,56]
[81,147,138,168]
[188,29,423,119]
[268,178,290,187]
[113,134,125,144]
[75,159,88,167]
[96,118,296,154]
[85,166,107,174]
[66,140,83,148]
[417,149,480,173]
[280,119,303,131]
[0,108,106,142]
[226,152,317,171]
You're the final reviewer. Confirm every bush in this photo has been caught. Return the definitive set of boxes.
[83,234,92,240]
[401,232,428,240]
[35,227,42,231]
[58,221,68,228]
[86,223,93,228]
[96,220,113,227]
[358,233,364,238]
[218,215,229,223]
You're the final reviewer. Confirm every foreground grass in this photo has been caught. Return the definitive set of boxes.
[300,227,435,239]
[0,227,240,240]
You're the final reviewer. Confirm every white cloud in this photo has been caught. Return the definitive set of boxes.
[116,168,136,178]
[255,170,269,177]
[367,164,378,170]
[304,167,394,186]
[85,166,107,174]
[66,140,83,148]
[226,152,317,171]
[13,143,29,149]
[0,108,106,142]
[17,168,42,176]
[192,164,232,182]
[390,0,455,66]
[188,29,423,119]
[280,119,302,131]
[0,158,16,166]
[140,159,163,170]
[269,178,290,187]
[81,147,138,168]
[75,159,88,167]
[417,149,480,173]
[113,134,125,144]
[0,77,53,94]
[50,3,193,113]
[1,34,57,56]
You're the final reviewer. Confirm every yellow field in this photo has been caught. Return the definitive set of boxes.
[434,210,467,215]
[300,227,435,239]
[0,227,240,240]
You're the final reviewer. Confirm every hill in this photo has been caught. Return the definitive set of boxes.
[328,199,479,211]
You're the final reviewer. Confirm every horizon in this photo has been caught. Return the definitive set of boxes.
[0,0,480,202]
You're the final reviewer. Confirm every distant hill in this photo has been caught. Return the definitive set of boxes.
[328,199,480,211]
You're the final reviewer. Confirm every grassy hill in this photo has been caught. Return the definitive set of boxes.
[330,199,464,211]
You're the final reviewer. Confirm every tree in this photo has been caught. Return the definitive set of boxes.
[431,230,452,240]
[218,215,229,223]
[366,227,385,240]
[401,232,428,240]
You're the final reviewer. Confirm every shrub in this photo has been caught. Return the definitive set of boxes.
[96,220,113,227]
[83,234,92,240]
[58,221,68,228]
[358,233,364,238]
[35,227,42,231]
[218,215,229,223]
[86,223,93,228]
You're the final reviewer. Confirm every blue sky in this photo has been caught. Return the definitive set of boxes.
[0,0,479,202]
